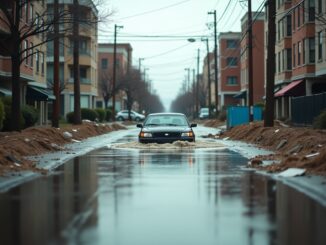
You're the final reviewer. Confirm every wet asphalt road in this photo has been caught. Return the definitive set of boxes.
[0,126,326,245]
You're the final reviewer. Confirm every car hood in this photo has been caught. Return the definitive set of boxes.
[142,126,191,133]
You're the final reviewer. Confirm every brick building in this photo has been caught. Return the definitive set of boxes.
[218,32,242,109]
[239,11,265,106]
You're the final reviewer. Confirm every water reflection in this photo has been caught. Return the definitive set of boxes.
[0,157,98,245]
[0,147,325,245]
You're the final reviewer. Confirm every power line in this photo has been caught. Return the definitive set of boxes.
[143,42,192,59]
[116,0,191,20]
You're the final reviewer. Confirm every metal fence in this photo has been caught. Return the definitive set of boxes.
[291,92,326,125]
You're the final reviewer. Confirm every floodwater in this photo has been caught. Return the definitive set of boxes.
[0,129,326,245]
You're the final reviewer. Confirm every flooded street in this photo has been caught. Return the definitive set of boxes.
[0,127,326,245]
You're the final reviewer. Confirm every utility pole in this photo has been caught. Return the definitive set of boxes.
[196,48,200,117]
[202,38,212,118]
[52,0,60,128]
[185,68,190,92]
[139,58,144,71]
[73,0,81,124]
[112,24,123,120]
[192,68,196,118]
[264,0,276,127]
[208,10,218,117]
[248,0,254,122]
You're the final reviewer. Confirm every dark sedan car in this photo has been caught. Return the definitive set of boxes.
[137,113,197,143]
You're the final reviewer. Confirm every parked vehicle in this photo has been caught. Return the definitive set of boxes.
[115,110,145,121]
[137,112,197,143]
[199,107,209,119]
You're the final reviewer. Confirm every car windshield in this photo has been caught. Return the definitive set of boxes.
[201,108,209,113]
[144,115,189,127]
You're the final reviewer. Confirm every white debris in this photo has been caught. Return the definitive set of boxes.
[72,129,78,132]
[305,152,320,158]
[50,143,62,150]
[63,131,73,139]
[278,168,306,177]
[82,119,91,123]
[14,163,21,167]
[275,129,280,133]
[24,138,30,142]
[223,137,230,141]
[71,139,81,143]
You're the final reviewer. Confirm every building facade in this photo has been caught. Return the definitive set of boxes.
[47,0,98,117]
[218,32,241,109]
[97,43,133,111]
[240,12,265,106]
[272,0,326,120]
[0,0,51,125]
[202,52,214,108]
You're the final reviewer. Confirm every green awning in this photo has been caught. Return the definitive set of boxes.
[0,87,12,96]
[27,86,56,101]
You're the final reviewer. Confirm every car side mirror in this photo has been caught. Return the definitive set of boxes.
[136,124,143,128]
[190,123,197,128]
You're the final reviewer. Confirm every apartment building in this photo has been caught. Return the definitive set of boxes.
[272,0,326,119]
[315,0,326,81]
[0,0,51,125]
[97,43,133,111]
[218,32,241,109]
[239,12,265,106]
[46,0,98,116]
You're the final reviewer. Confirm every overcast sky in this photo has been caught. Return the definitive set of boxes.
[98,0,265,111]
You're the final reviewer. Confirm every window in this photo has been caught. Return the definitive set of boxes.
[277,21,281,40]
[226,76,237,85]
[282,50,285,71]
[297,6,301,27]
[286,15,292,36]
[101,58,108,69]
[29,4,34,22]
[23,40,28,65]
[80,67,87,78]
[227,57,237,66]
[309,37,315,63]
[226,40,237,48]
[40,52,44,74]
[293,44,296,67]
[308,0,315,21]
[25,1,28,22]
[318,31,323,60]
[80,40,88,54]
[286,48,292,70]
[298,41,301,65]
[30,42,33,67]
[318,0,323,14]
[302,39,306,64]
[278,52,281,72]
[35,50,39,73]
[293,9,296,29]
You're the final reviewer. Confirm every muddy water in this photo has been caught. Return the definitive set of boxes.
[0,146,325,245]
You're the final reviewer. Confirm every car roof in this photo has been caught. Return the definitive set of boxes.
[147,112,186,117]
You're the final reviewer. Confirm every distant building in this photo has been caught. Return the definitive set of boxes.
[46,0,99,117]
[97,43,133,111]
[240,11,265,106]
[218,32,242,109]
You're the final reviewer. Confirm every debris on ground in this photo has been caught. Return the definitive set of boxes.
[0,122,126,175]
[278,168,306,177]
[207,121,326,175]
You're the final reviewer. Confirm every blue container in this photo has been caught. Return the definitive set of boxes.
[227,106,262,128]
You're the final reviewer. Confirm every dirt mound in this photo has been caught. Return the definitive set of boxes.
[0,122,126,174]
[217,121,326,175]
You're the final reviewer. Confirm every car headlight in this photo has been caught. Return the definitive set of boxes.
[139,132,152,138]
[181,131,194,137]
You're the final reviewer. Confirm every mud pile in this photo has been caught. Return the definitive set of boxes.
[217,121,326,175]
[0,122,126,174]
